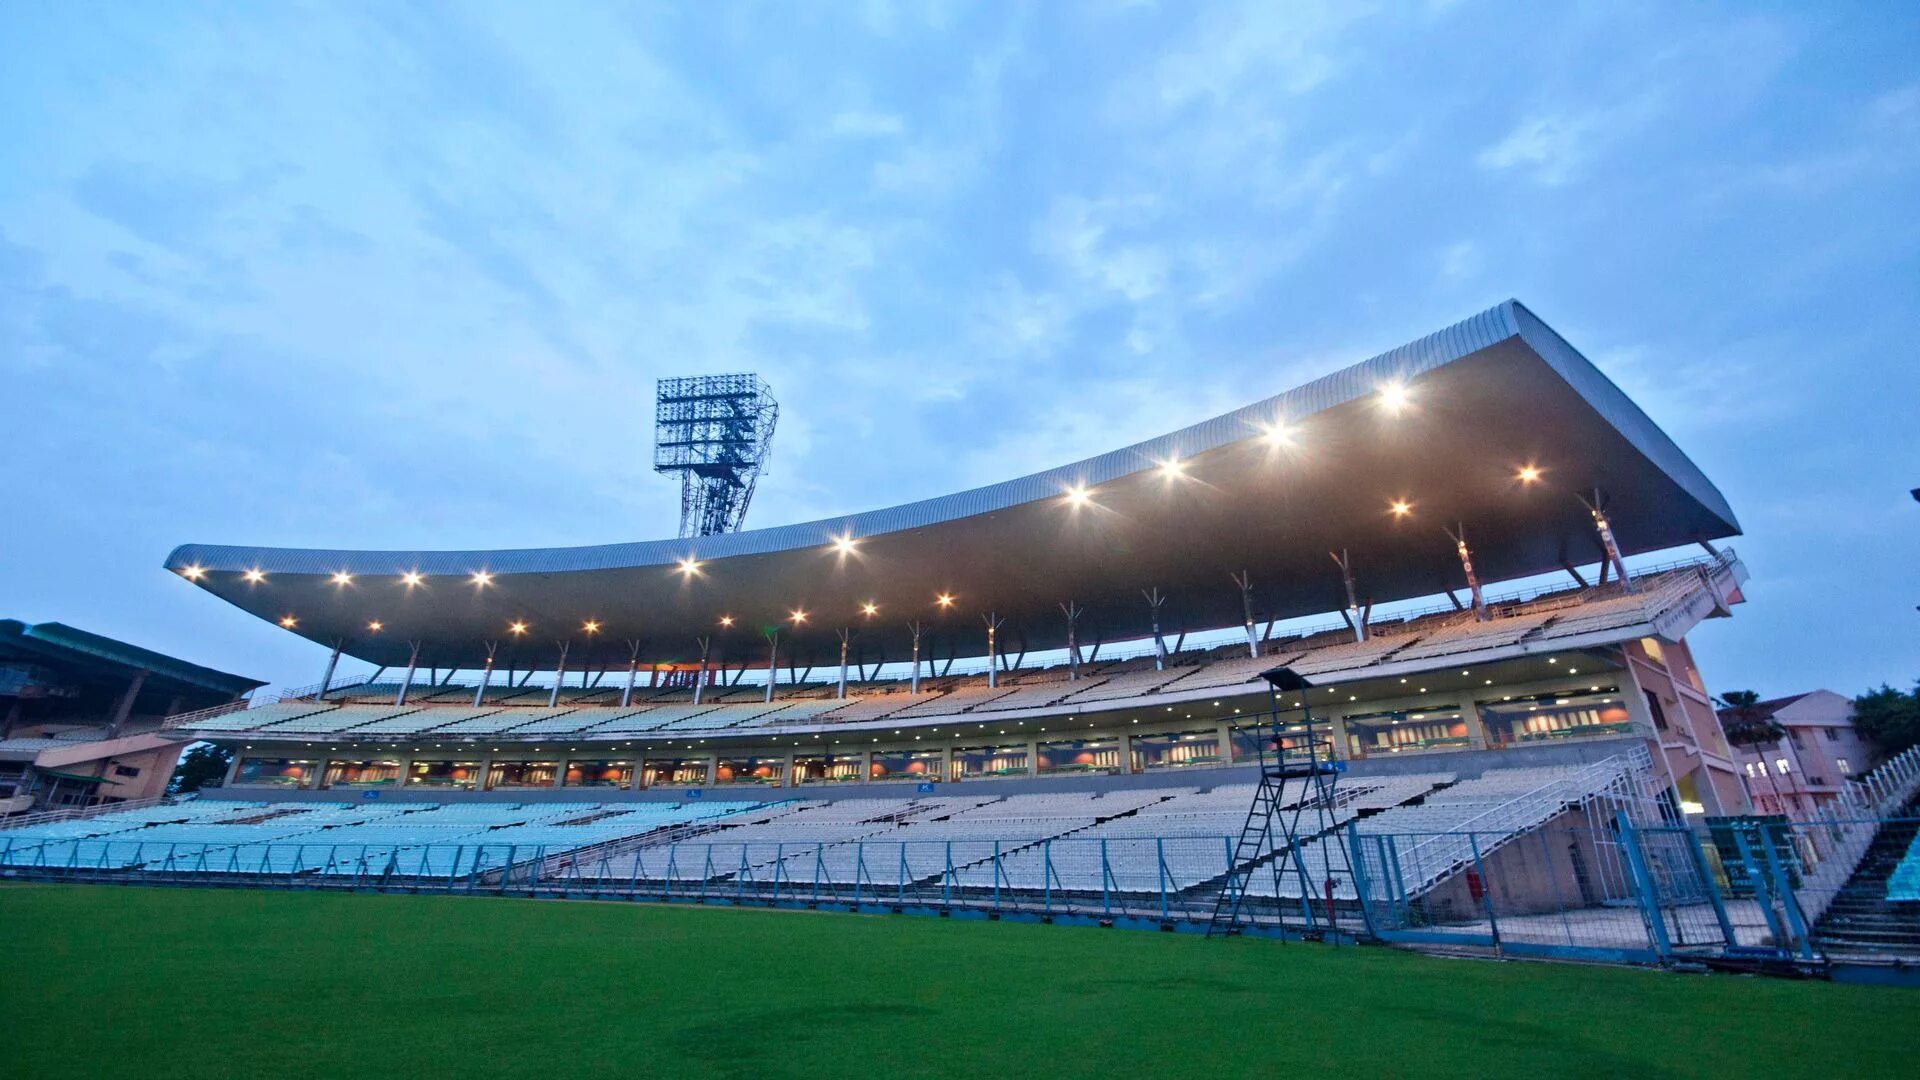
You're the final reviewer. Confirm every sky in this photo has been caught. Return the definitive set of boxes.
[1,2,1915,698]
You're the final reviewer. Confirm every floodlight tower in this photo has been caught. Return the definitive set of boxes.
[653,374,779,538]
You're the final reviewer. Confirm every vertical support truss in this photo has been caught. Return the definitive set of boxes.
[1580,489,1635,593]
[1230,570,1259,659]
[473,641,498,707]
[1330,549,1370,642]
[653,373,779,538]
[620,640,642,708]
[1060,601,1085,680]
[395,641,421,707]
[547,641,570,707]
[983,613,1005,688]
[1444,524,1488,621]
[836,628,852,699]
[1142,588,1168,670]
[907,621,923,695]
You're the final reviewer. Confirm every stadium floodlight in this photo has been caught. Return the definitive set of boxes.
[582,620,601,634]
[509,621,529,636]
[654,373,779,538]
[243,569,266,584]
[1260,422,1291,448]
[470,571,493,587]
[330,571,353,586]
[1377,380,1410,412]
[278,615,297,628]
[367,620,383,632]
[1159,456,1185,479]
[935,593,955,608]
[861,602,879,617]
[830,533,858,556]
[719,615,735,627]
[789,609,808,624]
[181,564,206,580]
[1518,464,1542,483]
[400,571,424,588]
[676,556,703,576]
[1062,482,1094,507]
[1389,499,1412,517]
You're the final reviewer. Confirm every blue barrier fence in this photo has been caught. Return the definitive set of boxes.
[5,815,1916,965]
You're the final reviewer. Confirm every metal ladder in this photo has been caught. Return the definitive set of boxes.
[1207,676,1350,938]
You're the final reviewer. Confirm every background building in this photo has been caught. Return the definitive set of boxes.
[0,620,262,812]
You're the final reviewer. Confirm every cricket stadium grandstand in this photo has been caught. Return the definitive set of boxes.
[9,300,1920,976]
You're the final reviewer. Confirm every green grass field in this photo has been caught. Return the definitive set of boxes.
[1,884,1910,1079]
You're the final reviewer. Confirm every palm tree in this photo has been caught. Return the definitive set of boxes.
[1717,690,1788,815]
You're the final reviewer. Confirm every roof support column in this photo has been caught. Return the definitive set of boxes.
[1580,490,1635,593]
[1331,550,1369,642]
[907,621,924,695]
[1444,525,1488,621]
[692,636,711,705]
[314,640,344,703]
[472,642,498,708]
[1060,601,1084,680]
[621,640,643,708]
[395,642,420,707]
[547,642,570,707]
[1231,571,1259,659]
[1142,588,1168,670]
[110,669,148,738]
[983,613,1004,689]
[763,630,779,704]
[836,629,851,700]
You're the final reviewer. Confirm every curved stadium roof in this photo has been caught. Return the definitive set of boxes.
[166,301,1739,671]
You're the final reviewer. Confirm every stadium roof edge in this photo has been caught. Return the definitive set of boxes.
[163,299,1734,577]
[161,299,1744,668]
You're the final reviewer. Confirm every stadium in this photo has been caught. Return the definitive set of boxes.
[6,301,1917,1078]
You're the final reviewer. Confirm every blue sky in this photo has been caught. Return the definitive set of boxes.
[1,2,1915,697]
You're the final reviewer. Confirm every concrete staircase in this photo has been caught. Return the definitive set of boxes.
[1811,798,1920,957]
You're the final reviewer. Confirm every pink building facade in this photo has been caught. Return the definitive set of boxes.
[1723,690,1878,818]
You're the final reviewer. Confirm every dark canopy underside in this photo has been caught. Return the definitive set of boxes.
[166,301,1738,670]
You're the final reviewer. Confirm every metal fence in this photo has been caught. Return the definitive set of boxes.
[7,811,1918,967]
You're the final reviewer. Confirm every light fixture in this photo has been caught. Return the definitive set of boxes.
[789,609,808,624]
[583,620,601,634]
[331,571,353,586]
[367,620,383,632]
[676,556,702,576]
[719,615,734,627]
[279,615,298,628]
[1158,456,1185,479]
[243,569,267,584]
[509,621,529,635]
[830,534,858,556]
[400,571,424,588]
[1377,380,1410,412]
[1260,422,1291,448]
[1389,499,1412,517]
[470,571,493,587]
[1062,483,1093,507]
[1518,464,1542,483]
[860,602,879,617]
[935,593,955,608]
[181,565,206,581]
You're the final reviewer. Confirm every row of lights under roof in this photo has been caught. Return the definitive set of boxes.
[199,382,1555,627]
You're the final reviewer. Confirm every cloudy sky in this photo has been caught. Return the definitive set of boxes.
[2,2,1915,696]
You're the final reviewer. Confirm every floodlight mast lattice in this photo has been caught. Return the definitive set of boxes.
[653,373,780,538]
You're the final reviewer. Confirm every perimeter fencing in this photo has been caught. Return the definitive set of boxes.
[5,812,1917,968]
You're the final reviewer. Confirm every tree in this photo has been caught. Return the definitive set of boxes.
[1853,682,1920,757]
[168,743,233,795]
[1717,690,1786,813]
